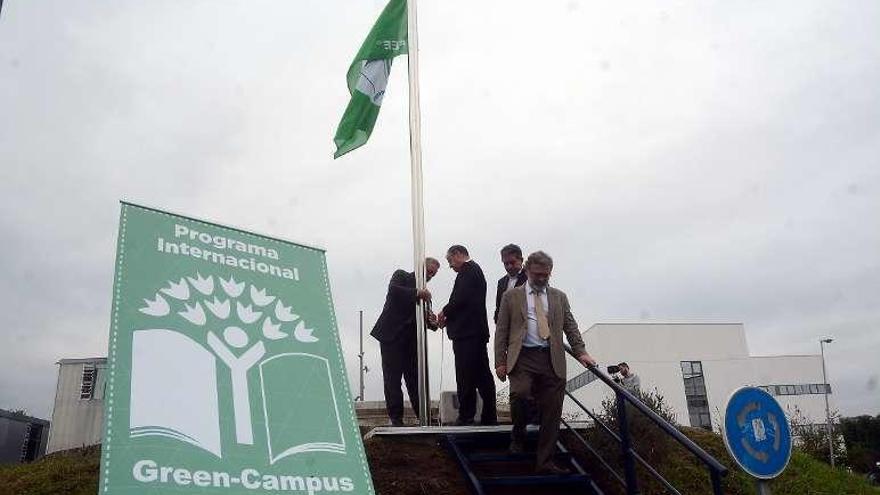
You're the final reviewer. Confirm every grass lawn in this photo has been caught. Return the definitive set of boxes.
[2,429,878,494]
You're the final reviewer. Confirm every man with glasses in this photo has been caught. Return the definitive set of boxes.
[495,250,597,474]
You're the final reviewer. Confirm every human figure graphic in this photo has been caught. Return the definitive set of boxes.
[207,327,266,445]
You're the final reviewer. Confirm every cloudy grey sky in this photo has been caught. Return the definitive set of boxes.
[1,0,878,419]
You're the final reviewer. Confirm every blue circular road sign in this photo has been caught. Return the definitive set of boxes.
[722,387,792,479]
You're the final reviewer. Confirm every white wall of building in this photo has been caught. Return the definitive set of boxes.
[46,359,106,454]
[563,323,835,431]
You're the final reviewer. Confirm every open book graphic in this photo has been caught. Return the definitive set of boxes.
[259,353,346,464]
[129,329,222,457]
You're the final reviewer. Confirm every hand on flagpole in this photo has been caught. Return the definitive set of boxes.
[416,288,431,302]
[426,311,439,331]
[436,311,447,329]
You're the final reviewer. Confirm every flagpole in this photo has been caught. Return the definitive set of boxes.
[406,0,429,427]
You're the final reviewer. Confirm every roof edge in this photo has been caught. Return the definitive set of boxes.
[0,408,50,425]
[588,322,744,329]
[57,357,108,365]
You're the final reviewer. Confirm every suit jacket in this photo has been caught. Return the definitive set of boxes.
[371,270,436,344]
[494,284,587,379]
[442,260,490,342]
[494,270,528,323]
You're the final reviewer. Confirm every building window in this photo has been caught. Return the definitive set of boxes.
[759,383,831,396]
[681,361,711,430]
[93,364,107,400]
[22,422,45,462]
[80,364,97,400]
[566,370,596,393]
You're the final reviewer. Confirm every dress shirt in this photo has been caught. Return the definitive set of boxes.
[523,281,550,348]
[507,274,519,290]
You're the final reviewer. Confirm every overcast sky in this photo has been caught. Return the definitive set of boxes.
[1,0,878,420]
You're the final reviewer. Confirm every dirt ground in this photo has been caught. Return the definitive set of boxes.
[364,434,471,495]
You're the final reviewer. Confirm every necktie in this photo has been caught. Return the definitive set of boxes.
[534,290,550,340]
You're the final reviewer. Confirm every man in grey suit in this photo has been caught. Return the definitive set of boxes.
[495,250,597,474]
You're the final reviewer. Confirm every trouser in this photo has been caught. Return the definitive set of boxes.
[380,337,419,422]
[452,338,497,423]
[509,346,565,469]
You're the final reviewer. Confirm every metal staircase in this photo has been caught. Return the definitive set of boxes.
[444,428,604,495]
[443,344,730,494]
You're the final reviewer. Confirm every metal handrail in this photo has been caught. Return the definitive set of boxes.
[567,391,623,443]
[564,344,728,494]
[563,400,683,495]
[562,418,627,488]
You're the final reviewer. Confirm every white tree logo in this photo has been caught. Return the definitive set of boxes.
[138,273,318,446]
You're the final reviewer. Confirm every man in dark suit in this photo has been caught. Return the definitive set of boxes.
[494,243,528,323]
[438,245,497,426]
[495,250,597,474]
[371,258,440,426]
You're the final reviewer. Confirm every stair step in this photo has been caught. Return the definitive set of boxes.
[450,436,538,450]
[467,452,572,462]
[480,473,592,486]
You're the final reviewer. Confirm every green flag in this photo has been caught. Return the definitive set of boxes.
[333,0,407,158]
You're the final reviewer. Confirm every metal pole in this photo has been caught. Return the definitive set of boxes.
[755,480,772,495]
[710,469,723,495]
[820,339,834,467]
[406,0,429,427]
[358,310,365,402]
[617,391,639,494]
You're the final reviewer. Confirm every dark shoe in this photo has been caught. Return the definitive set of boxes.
[509,440,525,454]
[453,418,475,426]
[390,418,405,427]
[536,462,572,475]
[480,418,499,426]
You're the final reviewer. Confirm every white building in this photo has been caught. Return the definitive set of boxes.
[46,357,106,454]
[563,323,834,431]
[47,324,833,448]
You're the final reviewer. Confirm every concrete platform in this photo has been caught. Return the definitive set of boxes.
[364,421,594,440]
[354,400,440,427]
[354,397,513,427]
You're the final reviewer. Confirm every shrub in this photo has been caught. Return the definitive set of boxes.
[788,406,848,467]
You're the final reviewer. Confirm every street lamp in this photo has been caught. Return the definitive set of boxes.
[819,338,834,468]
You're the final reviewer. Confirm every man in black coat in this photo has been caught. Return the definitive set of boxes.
[438,245,497,426]
[371,258,440,426]
[494,243,528,323]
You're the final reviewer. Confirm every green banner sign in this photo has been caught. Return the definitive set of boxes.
[100,203,373,494]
